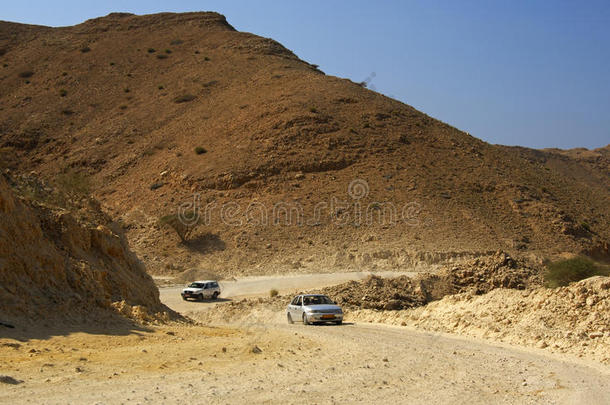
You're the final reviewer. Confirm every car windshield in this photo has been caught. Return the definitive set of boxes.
[188,283,205,288]
[303,295,334,306]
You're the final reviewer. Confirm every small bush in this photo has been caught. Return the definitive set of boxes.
[61,109,74,115]
[158,85,164,90]
[147,48,156,53]
[80,46,91,53]
[269,289,279,298]
[124,88,130,93]
[59,89,68,97]
[0,48,6,57]
[581,222,592,233]
[309,107,318,113]
[165,49,172,54]
[204,56,210,61]
[119,105,128,110]
[156,54,168,60]
[544,256,609,288]
[160,211,202,243]
[56,170,90,196]
[18,70,34,78]
[109,62,115,66]
[194,146,207,155]
[174,94,196,103]
[170,39,183,46]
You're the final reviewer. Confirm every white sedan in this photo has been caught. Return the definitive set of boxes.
[286,294,343,325]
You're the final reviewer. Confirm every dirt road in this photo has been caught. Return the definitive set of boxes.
[2,272,608,404]
[160,270,412,314]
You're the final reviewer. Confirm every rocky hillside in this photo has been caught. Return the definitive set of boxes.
[0,173,172,325]
[0,12,608,276]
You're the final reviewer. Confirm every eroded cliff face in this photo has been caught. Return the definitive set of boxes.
[0,174,171,324]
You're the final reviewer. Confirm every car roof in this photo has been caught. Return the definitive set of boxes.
[298,294,327,297]
[193,280,218,283]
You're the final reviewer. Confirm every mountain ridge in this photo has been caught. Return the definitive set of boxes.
[1,12,608,276]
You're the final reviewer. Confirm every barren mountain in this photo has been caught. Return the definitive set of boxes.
[1,12,608,276]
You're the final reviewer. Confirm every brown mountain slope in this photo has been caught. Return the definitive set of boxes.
[0,12,608,276]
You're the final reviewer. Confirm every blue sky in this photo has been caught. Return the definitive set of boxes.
[3,1,609,149]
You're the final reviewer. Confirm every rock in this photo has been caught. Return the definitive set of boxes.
[295,172,305,180]
[222,347,227,353]
[0,376,23,385]
[150,182,164,191]
[589,332,603,339]
[251,345,262,354]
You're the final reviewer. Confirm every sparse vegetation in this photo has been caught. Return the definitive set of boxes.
[160,211,202,243]
[581,221,592,233]
[61,109,74,115]
[170,39,183,45]
[156,54,168,60]
[59,89,68,97]
[18,70,34,78]
[80,46,91,53]
[174,94,196,103]
[0,48,6,56]
[544,256,609,288]
[158,85,164,90]
[195,146,207,155]
[398,134,410,144]
[165,49,172,54]
[147,48,156,53]
[204,56,210,61]
[269,289,279,298]
[55,170,91,197]
[309,107,318,113]
[119,105,128,110]
[124,88,130,93]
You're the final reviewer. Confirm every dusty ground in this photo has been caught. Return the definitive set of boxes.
[2,274,609,404]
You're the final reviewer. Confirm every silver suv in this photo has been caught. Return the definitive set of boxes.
[181,280,221,301]
[286,294,343,325]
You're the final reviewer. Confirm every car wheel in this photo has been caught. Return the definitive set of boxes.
[212,291,219,300]
[302,313,309,325]
[182,296,187,301]
[287,313,293,324]
[197,294,204,301]
[335,320,343,325]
